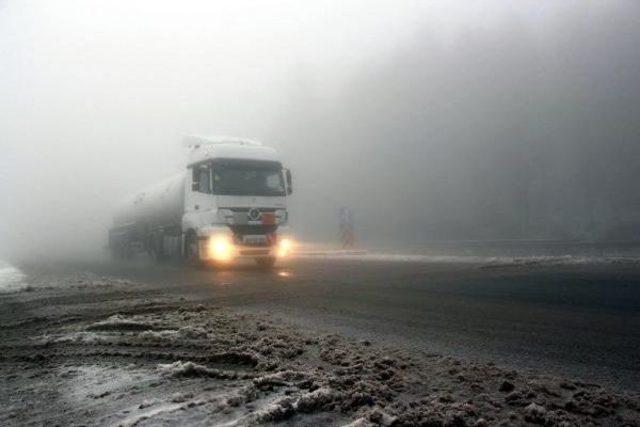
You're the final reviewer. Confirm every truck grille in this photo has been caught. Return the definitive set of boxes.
[230,224,278,235]
[228,207,277,213]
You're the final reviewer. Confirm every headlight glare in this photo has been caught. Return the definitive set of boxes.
[208,234,234,262]
[277,238,294,257]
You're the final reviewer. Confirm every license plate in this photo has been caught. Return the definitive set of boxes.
[261,212,275,225]
[243,235,267,245]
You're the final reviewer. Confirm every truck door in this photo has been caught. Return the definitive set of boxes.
[186,163,216,214]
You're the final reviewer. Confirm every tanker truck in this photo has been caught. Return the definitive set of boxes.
[108,136,293,268]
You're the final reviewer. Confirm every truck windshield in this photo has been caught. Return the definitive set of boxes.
[211,159,285,197]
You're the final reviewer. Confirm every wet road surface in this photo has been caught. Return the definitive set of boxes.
[32,256,640,392]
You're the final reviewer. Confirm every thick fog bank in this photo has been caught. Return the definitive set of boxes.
[1,1,639,260]
[271,2,640,244]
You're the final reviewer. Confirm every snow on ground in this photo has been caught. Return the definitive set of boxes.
[2,266,640,426]
[0,261,141,294]
[0,262,31,293]
[297,251,640,267]
[6,303,639,426]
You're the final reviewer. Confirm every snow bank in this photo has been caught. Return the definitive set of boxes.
[157,361,254,380]
[25,301,640,426]
[0,263,31,293]
[86,314,153,331]
[301,252,640,266]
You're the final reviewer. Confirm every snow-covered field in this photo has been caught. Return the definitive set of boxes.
[294,240,640,266]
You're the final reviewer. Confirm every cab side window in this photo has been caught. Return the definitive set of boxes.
[191,164,211,193]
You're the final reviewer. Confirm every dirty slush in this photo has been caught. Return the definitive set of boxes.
[1,268,639,427]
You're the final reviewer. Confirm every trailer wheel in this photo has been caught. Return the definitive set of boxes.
[255,257,276,269]
[110,246,122,260]
[113,243,132,260]
[112,241,131,260]
[151,234,167,263]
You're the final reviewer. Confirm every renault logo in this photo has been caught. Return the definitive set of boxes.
[248,208,261,221]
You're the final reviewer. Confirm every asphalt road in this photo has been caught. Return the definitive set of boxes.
[22,256,640,392]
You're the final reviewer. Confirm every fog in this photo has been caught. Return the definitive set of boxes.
[1,1,639,260]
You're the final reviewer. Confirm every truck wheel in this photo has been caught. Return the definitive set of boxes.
[184,231,200,265]
[255,257,276,269]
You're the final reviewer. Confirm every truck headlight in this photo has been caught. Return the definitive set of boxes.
[277,237,294,257]
[208,234,234,262]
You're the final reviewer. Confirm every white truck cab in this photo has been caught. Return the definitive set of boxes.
[109,136,293,268]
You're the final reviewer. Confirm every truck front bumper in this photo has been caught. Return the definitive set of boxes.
[197,232,293,262]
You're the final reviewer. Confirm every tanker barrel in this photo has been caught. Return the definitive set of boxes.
[113,173,186,229]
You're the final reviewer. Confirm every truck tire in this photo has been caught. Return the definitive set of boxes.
[184,231,200,265]
[255,257,276,269]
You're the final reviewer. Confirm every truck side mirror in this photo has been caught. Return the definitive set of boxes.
[285,169,292,195]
